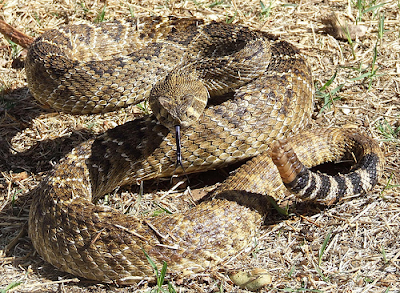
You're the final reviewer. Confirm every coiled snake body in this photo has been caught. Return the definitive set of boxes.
[26,17,383,284]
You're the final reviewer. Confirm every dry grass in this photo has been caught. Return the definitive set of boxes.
[0,0,399,292]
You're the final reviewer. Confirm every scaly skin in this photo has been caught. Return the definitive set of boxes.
[26,17,382,284]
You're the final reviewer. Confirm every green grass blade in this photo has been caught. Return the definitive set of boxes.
[318,230,331,266]
[225,11,237,24]
[158,261,168,287]
[319,71,337,91]
[168,282,177,293]
[142,249,159,276]
[0,281,22,293]
[349,72,371,81]
[95,4,107,23]
[208,1,224,8]
[378,13,385,40]
[362,2,386,14]
[381,246,388,263]
[266,195,289,216]
[129,5,135,18]
[314,263,329,282]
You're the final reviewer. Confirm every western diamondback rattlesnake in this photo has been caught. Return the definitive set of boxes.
[25,16,383,285]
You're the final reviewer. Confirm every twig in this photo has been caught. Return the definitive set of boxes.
[4,224,27,254]
[299,214,322,227]
[0,19,34,48]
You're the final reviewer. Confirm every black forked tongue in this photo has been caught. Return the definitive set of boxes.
[173,125,189,183]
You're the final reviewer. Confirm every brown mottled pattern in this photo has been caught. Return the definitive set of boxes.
[26,17,382,284]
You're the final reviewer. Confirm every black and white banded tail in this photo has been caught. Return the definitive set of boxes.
[270,128,383,205]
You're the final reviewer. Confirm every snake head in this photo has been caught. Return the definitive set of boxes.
[149,69,209,130]
[155,94,201,128]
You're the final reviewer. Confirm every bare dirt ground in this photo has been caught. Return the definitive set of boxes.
[0,0,399,292]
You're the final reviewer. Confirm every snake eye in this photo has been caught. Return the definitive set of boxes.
[176,94,194,114]
[157,96,173,112]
